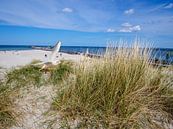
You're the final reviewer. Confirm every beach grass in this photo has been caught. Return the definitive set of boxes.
[0,65,43,128]
[52,45,173,128]
[0,81,17,128]
[6,65,43,88]
[0,60,74,128]
[49,60,74,85]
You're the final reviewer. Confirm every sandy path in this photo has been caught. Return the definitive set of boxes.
[11,85,56,129]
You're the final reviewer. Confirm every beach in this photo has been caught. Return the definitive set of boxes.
[0,50,82,69]
[0,49,83,82]
[0,47,173,129]
[1,0,173,128]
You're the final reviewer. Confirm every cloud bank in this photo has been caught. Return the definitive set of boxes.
[119,23,141,32]
[0,0,172,34]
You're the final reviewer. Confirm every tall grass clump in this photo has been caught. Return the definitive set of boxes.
[0,81,17,128]
[52,44,173,128]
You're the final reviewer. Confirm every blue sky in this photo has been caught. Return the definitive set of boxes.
[0,0,173,47]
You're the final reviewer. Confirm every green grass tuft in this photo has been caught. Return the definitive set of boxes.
[6,65,43,88]
[50,61,73,85]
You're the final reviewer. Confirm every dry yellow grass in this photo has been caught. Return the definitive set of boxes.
[52,44,173,128]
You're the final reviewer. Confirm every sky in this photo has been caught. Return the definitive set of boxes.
[0,0,173,47]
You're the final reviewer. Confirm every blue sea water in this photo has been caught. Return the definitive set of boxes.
[0,45,173,63]
[0,45,32,51]
[0,45,106,54]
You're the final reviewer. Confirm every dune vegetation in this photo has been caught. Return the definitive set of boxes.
[0,81,17,129]
[0,65,42,128]
[52,45,173,128]
[0,61,73,128]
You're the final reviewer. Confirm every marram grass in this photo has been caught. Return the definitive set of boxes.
[0,81,17,128]
[52,45,173,128]
[49,60,74,85]
[6,65,43,88]
[0,65,42,128]
[0,61,74,128]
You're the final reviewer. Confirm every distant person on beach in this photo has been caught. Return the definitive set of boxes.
[45,54,47,58]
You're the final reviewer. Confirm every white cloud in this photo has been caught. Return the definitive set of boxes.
[107,28,115,32]
[164,3,173,9]
[119,23,141,32]
[124,9,134,15]
[121,22,132,27]
[62,8,73,13]
[131,25,141,31]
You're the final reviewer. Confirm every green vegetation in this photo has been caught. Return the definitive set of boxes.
[52,46,173,128]
[50,61,73,85]
[6,65,43,88]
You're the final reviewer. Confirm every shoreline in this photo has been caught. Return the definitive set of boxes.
[0,49,173,69]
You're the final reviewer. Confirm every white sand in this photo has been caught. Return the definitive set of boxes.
[0,50,83,69]
[11,85,57,129]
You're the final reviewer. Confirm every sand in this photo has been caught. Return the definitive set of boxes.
[0,50,83,69]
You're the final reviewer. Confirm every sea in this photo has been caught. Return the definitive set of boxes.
[0,45,173,64]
